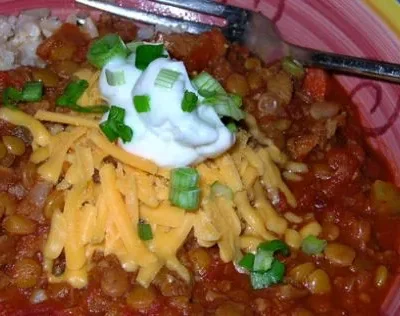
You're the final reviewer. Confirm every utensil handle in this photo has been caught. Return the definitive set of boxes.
[290,45,400,83]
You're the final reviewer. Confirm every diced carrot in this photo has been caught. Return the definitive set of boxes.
[302,68,329,101]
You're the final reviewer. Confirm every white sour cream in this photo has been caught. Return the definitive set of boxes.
[99,53,235,168]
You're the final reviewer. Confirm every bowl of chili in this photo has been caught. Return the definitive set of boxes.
[0,0,400,315]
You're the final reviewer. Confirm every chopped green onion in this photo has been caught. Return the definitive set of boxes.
[240,240,289,289]
[126,41,144,53]
[192,72,226,96]
[100,105,133,143]
[203,94,245,121]
[106,69,126,86]
[210,181,233,200]
[169,188,200,211]
[133,95,151,113]
[282,56,305,78]
[67,104,109,114]
[226,122,237,133]
[21,81,43,102]
[250,259,285,289]
[56,79,108,113]
[258,240,290,257]
[135,44,165,70]
[301,235,327,255]
[253,249,274,272]
[108,104,125,122]
[198,89,217,98]
[170,168,199,190]
[56,80,89,107]
[87,34,129,68]
[2,87,22,107]
[181,90,198,112]
[230,94,243,108]
[238,253,255,271]
[169,168,201,211]
[138,222,153,241]
[118,123,134,143]
[155,68,181,89]
[99,121,118,142]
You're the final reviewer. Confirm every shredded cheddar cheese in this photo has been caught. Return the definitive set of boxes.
[25,68,300,289]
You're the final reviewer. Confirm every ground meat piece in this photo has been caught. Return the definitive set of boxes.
[15,234,43,259]
[310,112,346,147]
[86,287,110,314]
[319,148,361,198]
[163,29,227,72]
[226,44,249,74]
[47,282,81,308]
[206,56,233,83]
[0,166,19,192]
[286,134,319,160]
[97,14,138,42]
[0,235,16,265]
[0,270,10,290]
[19,100,51,116]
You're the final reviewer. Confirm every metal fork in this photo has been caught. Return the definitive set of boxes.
[76,0,400,83]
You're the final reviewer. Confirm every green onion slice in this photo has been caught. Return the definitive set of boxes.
[170,168,200,190]
[250,259,285,289]
[169,188,200,211]
[253,249,274,272]
[100,105,133,143]
[230,94,243,108]
[99,121,118,142]
[282,56,305,78]
[181,90,198,112]
[138,222,153,241]
[87,34,129,69]
[108,104,125,122]
[21,81,43,102]
[210,181,233,200]
[135,44,165,70]
[56,80,89,107]
[133,95,151,113]
[117,123,134,143]
[203,94,245,121]
[155,68,181,89]
[2,87,22,107]
[226,122,237,133]
[67,104,109,114]
[126,41,144,53]
[105,69,126,86]
[238,253,255,271]
[198,89,217,98]
[192,72,226,96]
[258,240,290,257]
[301,235,327,255]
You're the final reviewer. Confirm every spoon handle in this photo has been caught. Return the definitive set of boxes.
[290,45,400,83]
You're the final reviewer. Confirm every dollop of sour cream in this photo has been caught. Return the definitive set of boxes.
[99,51,235,168]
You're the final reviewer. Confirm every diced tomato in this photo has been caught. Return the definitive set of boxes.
[302,68,329,101]
[186,29,228,72]
[37,23,90,63]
